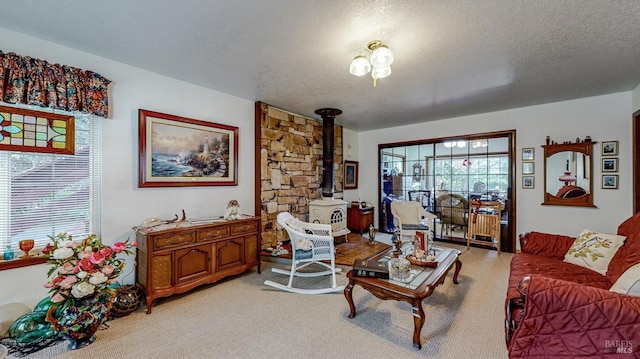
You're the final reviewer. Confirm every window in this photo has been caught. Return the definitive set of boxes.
[379,131,515,252]
[0,105,102,259]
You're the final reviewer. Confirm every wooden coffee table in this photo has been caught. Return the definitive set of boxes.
[344,246,462,349]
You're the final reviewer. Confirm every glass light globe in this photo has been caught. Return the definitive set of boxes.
[371,65,391,79]
[370,46,394,67]
[349,55,371,76]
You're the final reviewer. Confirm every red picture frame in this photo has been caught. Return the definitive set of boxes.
[138,109,238,187]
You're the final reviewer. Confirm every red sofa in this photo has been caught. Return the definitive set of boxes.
[505,213,640,358]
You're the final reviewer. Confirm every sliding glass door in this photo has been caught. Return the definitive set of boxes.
[378,131,515,252]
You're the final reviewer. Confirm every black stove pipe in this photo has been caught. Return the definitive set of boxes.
[314,108,342,199]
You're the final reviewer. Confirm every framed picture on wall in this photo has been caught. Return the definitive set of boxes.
[344,160,359,189]
[522,148,534,161]
[138,109,239,187]
[602,174,618,189]
[522,162,534,175]
[601,141,618,156]
[602,158,618,172]
[522,176,534,189]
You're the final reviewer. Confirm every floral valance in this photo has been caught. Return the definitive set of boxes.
[0,50,111,118]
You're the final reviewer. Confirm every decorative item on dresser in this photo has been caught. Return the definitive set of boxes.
[135,216,261,313]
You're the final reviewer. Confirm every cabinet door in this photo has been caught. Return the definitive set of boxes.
[216,238,244,272]
[175,244,212,284]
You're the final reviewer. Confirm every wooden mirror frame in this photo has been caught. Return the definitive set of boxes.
[542,141,596,207]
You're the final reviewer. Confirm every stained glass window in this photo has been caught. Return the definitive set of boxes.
[0,105,74,155]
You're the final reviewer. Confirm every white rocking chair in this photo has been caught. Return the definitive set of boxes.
[264,212,345,294]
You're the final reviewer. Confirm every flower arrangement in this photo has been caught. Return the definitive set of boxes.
[42,233,137,305]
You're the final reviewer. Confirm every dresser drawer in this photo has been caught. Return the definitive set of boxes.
[153,232,195,250]
[231,221,258,235]
[197,225,230,242]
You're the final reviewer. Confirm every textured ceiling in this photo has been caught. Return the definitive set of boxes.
[1,0,639,131]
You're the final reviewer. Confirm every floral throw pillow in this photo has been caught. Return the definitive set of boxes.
[610,263,640,297]
[563,229,626,275]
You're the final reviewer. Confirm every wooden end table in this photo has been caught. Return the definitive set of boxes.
[344,247,462,349]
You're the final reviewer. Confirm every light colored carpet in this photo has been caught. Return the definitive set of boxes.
[12,238,512,359]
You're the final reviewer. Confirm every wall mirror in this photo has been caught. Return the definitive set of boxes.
[542,141,596,207]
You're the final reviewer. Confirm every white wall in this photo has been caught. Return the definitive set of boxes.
[0,29,255,308]
[341,128,359,203]
[354,92,633,239]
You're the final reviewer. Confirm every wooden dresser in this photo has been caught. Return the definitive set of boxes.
[347,206,374,234]
[135,216,261,313]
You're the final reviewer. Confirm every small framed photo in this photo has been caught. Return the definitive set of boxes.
[522,162,535,175]
[522,176,534,189]
[522,148,534,161]
[602,158,618,172]
[602,174,618,189]
[602,141,618,156]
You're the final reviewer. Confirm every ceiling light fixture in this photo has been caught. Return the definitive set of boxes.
[349,40,394,87]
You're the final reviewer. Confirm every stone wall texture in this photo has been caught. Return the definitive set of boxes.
[258,103,343,249]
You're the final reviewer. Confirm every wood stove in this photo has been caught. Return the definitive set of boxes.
[309,198,350,238]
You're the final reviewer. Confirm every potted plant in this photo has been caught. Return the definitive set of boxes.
[42,233,136,349]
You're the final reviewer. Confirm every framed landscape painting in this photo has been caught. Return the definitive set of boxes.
[138,109,238,187]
